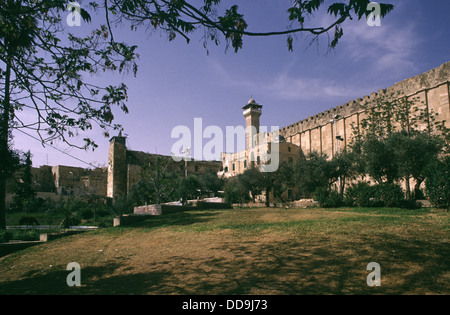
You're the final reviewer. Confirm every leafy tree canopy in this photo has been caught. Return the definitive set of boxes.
[99,0,394,52]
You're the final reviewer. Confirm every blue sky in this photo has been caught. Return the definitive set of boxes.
[12,0,450,168]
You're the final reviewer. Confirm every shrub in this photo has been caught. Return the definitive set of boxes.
[109,196,134,216]
[376,182,405,208]
[224,179,249,204]
[345,182,406,208]
[399,199,421,209]
[314,187,342,208]
[0,230,13,243]
[59,216,81,229]
[80,208,94,220]
[98,218,113,228]
[11,230,40,241]
[18,216,40,226]
[95,207,111,218]
[345,182,380,207]
[425,157,450,211]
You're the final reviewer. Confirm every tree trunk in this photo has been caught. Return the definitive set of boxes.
[340,176,346,201]
[413,178,424,200]
[0,178,6,230]
[265,187,270,207]
[0,53,12,230]
[405,176,411,200]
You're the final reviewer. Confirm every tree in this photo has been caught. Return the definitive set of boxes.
[238,167,264,203]
[294,152,334,197]
[352,91,450,142]
[350,92,449,197]
[0,0,137,229]
[177,175,201,205]
[12,150,36,212]
[272,161,296,203]
[131,156,179,205]
[387,132,444,200]
[258,161,298,206]
[197,170,224,197]
[224,176,248,204]
[360,136,399,184]
[235,161,296,206]
[0,1,396,229]
[104,0,394,53]
[425,156,450,212]
[294,150,356,203]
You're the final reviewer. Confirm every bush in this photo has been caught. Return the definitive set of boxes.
[345,182,380,207]
[345,182,406,208]
[314,187,342,208]
[95,207,111,218]
[18,216,40,226]
[109,196,134,216]
[425,157,450,211]
[399,199,421,209]
[376,182,405,208]
[80,208,94,220]
[0,230,13,243]
[11,230,40,241]
[59,216,81,229]
[224,179,249,204]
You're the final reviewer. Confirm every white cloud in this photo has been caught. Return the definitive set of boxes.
[265,72,367,101]
[207,58,367,102]
[339,10,420,74]
[205,3,422,104]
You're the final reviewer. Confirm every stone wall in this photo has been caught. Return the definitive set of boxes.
[134,204,162,215]
[52,165,107,197]
[277,61,450,158]
[221,141,303,178]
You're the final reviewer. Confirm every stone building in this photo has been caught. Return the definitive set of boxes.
[5,164,108,208]
[222,61,450,178]
[220,98,304,179]
[106,134,223,200]
[219,61,450,201]
[50,165,107,196]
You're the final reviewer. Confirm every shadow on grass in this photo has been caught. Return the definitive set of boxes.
[1,233,448,294]
[176,235,449,295]
[0,261,174,295]
[125,210,223,230]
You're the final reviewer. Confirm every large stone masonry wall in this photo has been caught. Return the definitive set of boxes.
[277,61,450,158]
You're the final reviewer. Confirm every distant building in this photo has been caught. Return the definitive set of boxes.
[106,135,222,201]
[219,98,303,179]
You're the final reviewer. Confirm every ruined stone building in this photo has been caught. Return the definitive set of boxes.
[106,135,222,200]
[5,164,108,207]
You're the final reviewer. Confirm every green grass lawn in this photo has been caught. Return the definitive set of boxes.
[0,207,448,295]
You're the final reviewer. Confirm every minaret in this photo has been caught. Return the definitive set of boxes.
[242,97,263,151]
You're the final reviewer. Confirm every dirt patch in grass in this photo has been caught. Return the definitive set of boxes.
[0,208,448,295]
